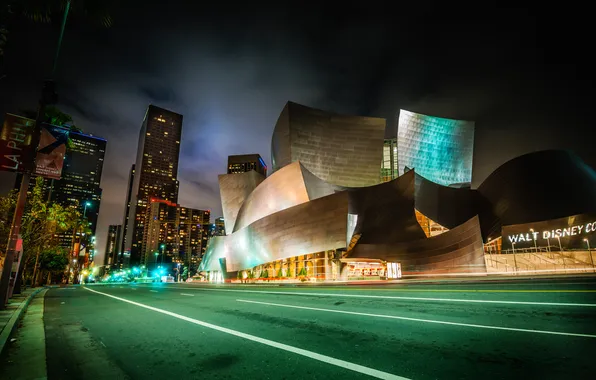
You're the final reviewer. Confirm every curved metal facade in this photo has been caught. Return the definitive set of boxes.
[477,150,596,238]
[348,170,426,244]
[232,161,310,232]
[397,109,475,186]
[218,170,265,235]
[200,191,349,272]
[271,101,386,187]
[349,216,486,275]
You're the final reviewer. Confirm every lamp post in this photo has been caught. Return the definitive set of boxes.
[512,242,518,275]
[557,236,563,252]
[83,201,91,218]
[530,229,538,253]
[585,238,595,273]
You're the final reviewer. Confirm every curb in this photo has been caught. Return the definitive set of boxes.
[0,287,44,358]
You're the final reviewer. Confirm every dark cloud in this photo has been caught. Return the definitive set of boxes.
[0,1,593,265]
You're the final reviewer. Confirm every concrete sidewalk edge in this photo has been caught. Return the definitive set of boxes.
[0,287,44,357]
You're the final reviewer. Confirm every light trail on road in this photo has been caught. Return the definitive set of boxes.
[153,285,596,307]
[237,299,596,338]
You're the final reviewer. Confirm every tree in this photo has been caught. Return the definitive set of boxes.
[20,106,82,133]
[0,177,77,286]
[37,246,68,285]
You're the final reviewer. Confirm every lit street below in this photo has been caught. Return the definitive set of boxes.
[42,278,596,379]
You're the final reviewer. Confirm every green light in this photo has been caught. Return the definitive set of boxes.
[160,244,165,249]
[155,252,159,256]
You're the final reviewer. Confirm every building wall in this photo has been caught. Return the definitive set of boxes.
[227,154,267,176]
[271,102,386,187]
[232,161,310,233]
[350,216,487,276]
[397,109,475,186]
[381,138,398,182]
[200,191,349,272]
[477,150,596,239]
[126,105,182,266]
[104,224,121,266]
[119,164,135,265]
[218,170,265,234]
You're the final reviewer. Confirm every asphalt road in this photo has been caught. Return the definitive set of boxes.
[43,278,596,379]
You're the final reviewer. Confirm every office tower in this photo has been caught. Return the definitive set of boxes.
[211,217,225,236]
[227,154,267,176]
[118,164,135,266]
[125,105,182,267]
[143,198,179,271]
[104,225,122,266]
[48,130,106,249]
[397,110,475,186]
[380,138,398,182]
[142,197,210,273]
[178,206,210,266]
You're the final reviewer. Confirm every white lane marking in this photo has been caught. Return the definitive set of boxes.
[82,287,407,380]
[180,293,194,297]
[150,290,158,293]
[157,286,596,307]
[131,288,137,290]
[237,299,596,339]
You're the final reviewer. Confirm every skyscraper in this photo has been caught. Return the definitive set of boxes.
[118,164,135,266]
[125,105,182,266]
[46,130,106,251]
[104,225,122,267]
[142,198,210,274]
[211,217,225,236]
[227,154,267,176]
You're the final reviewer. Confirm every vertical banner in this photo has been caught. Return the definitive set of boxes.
[34,123,69,179]
[0,114,36,172]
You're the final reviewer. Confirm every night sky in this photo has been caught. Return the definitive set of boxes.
[1,2,593,263]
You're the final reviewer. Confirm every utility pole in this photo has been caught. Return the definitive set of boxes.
[1,1,71,308]
[0,81,56,308]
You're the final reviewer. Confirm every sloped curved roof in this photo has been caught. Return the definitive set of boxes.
[477,150,596,237]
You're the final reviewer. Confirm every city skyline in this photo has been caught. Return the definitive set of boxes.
[0,2,594,265]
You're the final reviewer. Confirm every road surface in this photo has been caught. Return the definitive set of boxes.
[42,278,596,379]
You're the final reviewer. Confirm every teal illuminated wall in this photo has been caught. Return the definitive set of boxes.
[397,110,475,186]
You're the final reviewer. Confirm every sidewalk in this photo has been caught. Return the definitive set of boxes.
[0,287,44,357]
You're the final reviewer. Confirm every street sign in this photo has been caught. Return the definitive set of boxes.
[0,114,36,172]
[34,123,69,179]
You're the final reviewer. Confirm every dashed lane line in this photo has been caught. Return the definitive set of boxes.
[237,299,596,339]
[82,287,408,380]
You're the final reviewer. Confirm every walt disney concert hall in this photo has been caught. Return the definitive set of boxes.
[199,101,596,281]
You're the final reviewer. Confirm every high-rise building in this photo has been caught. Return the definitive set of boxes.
[178,206,210,264]
[125,105,182,267]
[228,154,267,176]
[104,225,122,267]
[211,217,225,236]
[380,138,398,182]
[118,164,135,266]
[142,198,210,274]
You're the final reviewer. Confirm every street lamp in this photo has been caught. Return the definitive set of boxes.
[511,242,518,274]
[83,201,91,218]
[585,238,595,272]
